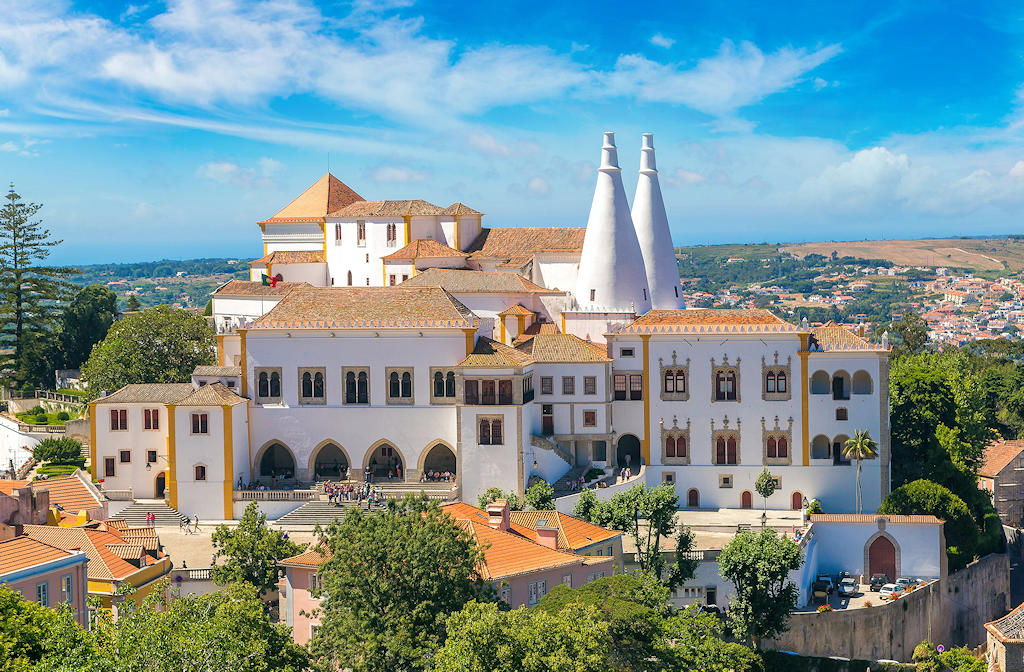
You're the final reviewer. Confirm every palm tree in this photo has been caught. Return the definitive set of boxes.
[843,430,878,514]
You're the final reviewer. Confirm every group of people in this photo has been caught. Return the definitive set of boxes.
[322,481,384,509]
[419,470,454,483]
[178,515,202,535]
[563,473,588,492]
[363,461,402,483]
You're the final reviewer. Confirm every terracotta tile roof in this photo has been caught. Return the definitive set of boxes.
[442,203,483,216]
[212,279,308,298]
[22,525,152,581]
[498,304,535,317]
[174,382,247,407]
[465,227,585,269]
[515,333,609,363]
[549,513,621,550]
[382,239,468,261]
[979,440,1024,478]
[259,173,363,223]
[0,480,29,495]
[90,383,195,405]
[401,268,555,294]
[810,322,885,352]
[0,536,81,576]
[329,199,444,217]
[249,250,326,267]
[442,503,621,553]
[193,366,241,377]
[459,337,534,368]
[30,474,103,512]
[461,520,610,580]
[987,602,1024,641]
[280,549,328,568]
[809,514,942,524]
[252,286,478,329]
[106,543,144,561]
[623,309,798,335]
[512,322,561,346]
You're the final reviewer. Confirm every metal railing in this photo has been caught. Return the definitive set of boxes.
[233,489,318,501]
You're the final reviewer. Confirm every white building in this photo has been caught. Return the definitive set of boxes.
[90,132,891,521]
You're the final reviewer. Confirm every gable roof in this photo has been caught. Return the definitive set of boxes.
[251,285,478,329]
[458,337,534,368]
[249,250,326,267]
[382,239,468,262]
[441,502,621,553]
[442,203,483,216]
[89,383,195,405]
[622,309,798,335]
[21,525,163,581]
[980,440,1024,478]
[0,536,82,576]
[27,473,103,512]
[174,382,247,407]
[401,268,555,294]
[260,174,363,223]
[212,279,308,298]
[193,366,241,377]
[498,304,535,317]
[329,199,444,217]
[810,321,885,352]
[465,227,585,269]
[514,333,609,363]
[512,322,561,346]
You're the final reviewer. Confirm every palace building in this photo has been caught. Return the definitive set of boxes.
[89,132,890,521]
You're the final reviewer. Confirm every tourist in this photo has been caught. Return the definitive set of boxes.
[193,515,201,534]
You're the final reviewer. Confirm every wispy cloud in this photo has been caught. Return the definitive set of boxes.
[197,156,283,188]
[649,33,675,49]
[367,166,429,183]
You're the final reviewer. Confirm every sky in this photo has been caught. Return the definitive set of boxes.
[3,1,1024,264]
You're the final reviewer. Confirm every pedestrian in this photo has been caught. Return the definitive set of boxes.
[182,560,187,569]
[179,517,185,534]
[193,515,201,533]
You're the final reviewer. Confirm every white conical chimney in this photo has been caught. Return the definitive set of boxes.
[575,132,652,314]
[632,133,684,309]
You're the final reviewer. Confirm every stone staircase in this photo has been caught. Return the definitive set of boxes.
[530,435,573,465]
[115,500,187,527]
[274,500,366,527]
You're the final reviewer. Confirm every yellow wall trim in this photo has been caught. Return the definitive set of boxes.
[320,222,327,255]
[641,335,652,465]
[454,215,461,250]
[167,406,177,510]
[222,405,234,520]
[799,333,810,466]
[403,216,412,245]
[215,335,225,366]
[89,409,97,480]
[500,317,506,344]
[516,315,526,338]
[561,313,566,334]
[238,329,248,398]
[464,328,476,356]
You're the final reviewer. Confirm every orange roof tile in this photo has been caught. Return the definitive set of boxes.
[458,337,534,368]
[980,440,1024,478]
[280,549,328,568]
[382,239,468,261]
[810,321,885,352]
[461,521,588,580]
[466,228,585,269]
[249,250,326,267]
[30,474,103,512]
[212,279,308,298]
[90,383,195,405]
[402,268,555,294]
[173,382,247,407]
[330,199,443,217]
[442,203,483,216]
[260,174,363,223]
[512,322,561,346]
[621,309,799,335]
[0,536,80,575]
[252,286,477,329]
[515,333,609,363]
[22,525,153,581]
[442,503,621,553]
[498,304,535,317]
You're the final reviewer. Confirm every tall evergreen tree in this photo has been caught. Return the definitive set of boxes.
[0,185,77,387]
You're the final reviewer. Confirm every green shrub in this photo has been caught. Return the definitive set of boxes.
[28,405,45,415]
[56,411,70,422]
[976,505,1005,557]
[807,499,824,515]
[720,643,764,672]
[584,467,604,482]
[35,464,81,478]
[879,479,978,565]
[33,437,84,464]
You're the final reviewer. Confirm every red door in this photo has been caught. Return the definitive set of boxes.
[868,536,896,581]
[687,489,699,508]
[542,405,554,435]
[792,491,803,510]
[741,491,752,509]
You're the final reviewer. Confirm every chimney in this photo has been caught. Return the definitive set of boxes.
[486,499,510,532]
[33,488,49,525]
[535,519,559,549]
[632,132,684,310]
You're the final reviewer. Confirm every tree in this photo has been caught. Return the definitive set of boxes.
[524,480,554,510]
[878,479,978,567]
[754,469,776,511]
[0,583,60,672]
[889,313,929,357]
[32,437,83,464]
[81,305,215,394]
[210,502,301,595]
[59,285,117,370]
[310,497,491,672]
[35,582,308,672]
[0,185,78,388]
[572,488,599,521]
[124,294,140,312]
[718,528,803,648]
[843,430,878,514]
[477,487,522,511]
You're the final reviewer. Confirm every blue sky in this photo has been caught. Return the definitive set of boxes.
[3,1,1024,264]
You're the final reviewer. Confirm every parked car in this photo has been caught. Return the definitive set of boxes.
[895,577,915,591]
[869,573,890,591]
[836,571,852,584]
[878,584,902,601]
[838,577,859,597]
[815,574,834,594]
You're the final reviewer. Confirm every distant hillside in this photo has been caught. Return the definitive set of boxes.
[781,237,1024,272]
[72,257,249,310]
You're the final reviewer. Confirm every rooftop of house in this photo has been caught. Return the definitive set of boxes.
[497,304,535,317]
[89,383,196,405]
[465,227,586,269]
[512,322,561,346]
[400,268,555,294]
[192,365,242,377]
[251,285,477,329]
[259,173,363,224]
[211,279,308,298]
[249,250,326,266]
[458,337,534,368]
[174,382,247,407]
[810,321,886,352]
[979,439,1024,478]
[330,199,445,217]
[22,522,165,581]
[0,535,83,576]
[514,333,610,364]
[987,601,1024,641]
[0,473,103,513]
[622,309,798,334]
[441,203,483,216]
[382,239,467,261]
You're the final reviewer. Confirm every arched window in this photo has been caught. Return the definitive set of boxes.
[346,371,356,403]
[389,372,400,398]
[677,436,686,457]
[852,370,872,395]
[270,371,281,397]
[777,371,787,394]
[445,371,455,397]
[665,436,676,457]
[767,437,777,458]
[716,369,738,401]
[258,372,269,397]
[357,371,368,404]
[347,271,353,286]
[301,372,313,398]
[777,436,788,458]
[675,370,686,393]
[434,371,445,398]
[811,371,830,394]
[313,371,324,398]
[401,372,412,398]
[811,434,831,459]
[726,437,737,464]
[479,419,491,445]
[716,437,726,464]
[766,371,776,393]
[664,370,675,393]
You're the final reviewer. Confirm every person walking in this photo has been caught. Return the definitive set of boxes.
[193,516,201,534]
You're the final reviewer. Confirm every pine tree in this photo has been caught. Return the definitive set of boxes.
[0,185,77,387]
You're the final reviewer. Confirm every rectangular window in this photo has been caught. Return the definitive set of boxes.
[529,580,546,605]
[584,376,596,395]
[119,450,131,463]
[343,368,370,405]
[146,450,157,464]
[593,440,607,461]
[61,575,72,602]
[110,409,127,431]
[500,586,511,604]
[389,274,396,286]
[613,374,627,400]
[191,413,209,435]
[629,375,643,401]
[836,408,848,421]
[36,582,48,608]
[481,380,496,405]
[522,375,534,403]
[583,410,596,427]
[195,465,207,481]
[104,457,115,478]
[357,220,366,245]
[498,380,512,405]
[562,376,575,395]
[465,380,479,405]
[540,376,553,395]
[620,348,634,358]
[144,408,159,430]
[334,223,342,244]
[479,418,504,445]
[402,274,408,282]
[562,574,572,587]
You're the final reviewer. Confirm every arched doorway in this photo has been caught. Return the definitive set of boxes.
[313,443,349,480]
[155,472,166,498]
[421,443,456,478]
[616,435,641,469]
[741,491,752,509]
[868,535,897,580]
[687,489,699,508]
[367,442,403,479]
[259,443,296,480]
[791,491,803,510]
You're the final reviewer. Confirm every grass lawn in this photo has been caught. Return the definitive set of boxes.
[35,464,81,477]
[15,412,74,425]
[56,388,88,397]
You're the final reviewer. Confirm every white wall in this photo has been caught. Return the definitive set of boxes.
[0,416,40,473]
[174,405,232,521]
[805,520,943,581]
[273,263,328,287]
[262,223,323,252]
[92,403,170,498]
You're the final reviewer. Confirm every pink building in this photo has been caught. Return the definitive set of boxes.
[278,500,621,645]
[0,535,89,626]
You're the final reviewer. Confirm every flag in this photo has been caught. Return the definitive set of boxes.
[261,274,270,286]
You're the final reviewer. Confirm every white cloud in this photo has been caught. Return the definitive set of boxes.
[527,176,550,195]
[813,77,828,91]
[197,157,282,187]
[667,168,708,185]
[0,141,18,153]
[798,147,913,210]
[368,166,429,183]
[649,33,675,49]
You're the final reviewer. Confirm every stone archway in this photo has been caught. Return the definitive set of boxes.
[864,522,901,580]
[418,441,456,479]
[155,472,166,498]
[363,440,408,481]
[256,441,296,481]
[309,441,351,481]
[616,434,641,469]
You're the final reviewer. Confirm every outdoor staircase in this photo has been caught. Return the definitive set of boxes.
[530,434,573,465]
[274,500,364,527]
[551,464,605,498]
[115,500,187,527]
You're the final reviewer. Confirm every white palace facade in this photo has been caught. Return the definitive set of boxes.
[89,132,890,521]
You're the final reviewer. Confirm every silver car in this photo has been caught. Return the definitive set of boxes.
[879,583,902,601]
[838,577,858,596]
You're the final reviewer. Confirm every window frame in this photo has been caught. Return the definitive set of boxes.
[662,424,691,465]
[143,408,160,431]
[430,368,458,404]
[562,376,575,395]
[540,376,553,395]
[61,574,73,603]
[119,449,131,464]
[104,457,115,478]
[583,376,597,395]
[109,408,128,431]
[194,464,207,481]
[298,367,327,406]
[254,367,283,404]
[477,415,504,445]
[36,582,48,607]
[386,367,415,405]
[582,410,597,427]
[342,367,370,405]
[660,362,690,401]
[190,412,209,435]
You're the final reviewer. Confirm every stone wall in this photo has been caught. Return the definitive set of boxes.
[768,553,1009,662]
